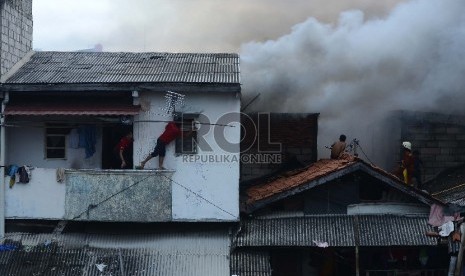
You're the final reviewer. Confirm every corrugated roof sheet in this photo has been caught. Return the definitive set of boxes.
[230,250,271,276]
[235,214,436,247]
[0,230,230,276]
[3,102,140,115]
[357,214,436,246]
[5,51,240,84]
[426,164,465,206]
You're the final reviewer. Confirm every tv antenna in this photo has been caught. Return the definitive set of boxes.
[161,91,185,115]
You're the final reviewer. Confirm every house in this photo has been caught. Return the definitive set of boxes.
[0,50,241,274]
[232,155,450,275]
[0,1,243,274]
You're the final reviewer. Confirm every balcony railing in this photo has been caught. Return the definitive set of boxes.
[64,169,174,222]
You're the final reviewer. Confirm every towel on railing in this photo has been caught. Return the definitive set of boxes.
[56,168,66,183]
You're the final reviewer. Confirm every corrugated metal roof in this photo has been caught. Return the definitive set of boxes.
[425,163,465,206]
[3,102,140,115]
[235,214,436,248]
[0,230,230,276]
[5,51,241,84]
[230,250,271,276]
[357,214,436,246]
[236,215,355,247]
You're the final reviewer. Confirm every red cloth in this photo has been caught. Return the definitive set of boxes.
[159,122,181,144]
[116,137,133,152]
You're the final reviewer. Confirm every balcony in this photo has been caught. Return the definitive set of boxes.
[64,169,173,222]
[5,168,174,222]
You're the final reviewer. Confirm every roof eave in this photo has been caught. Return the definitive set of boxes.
[0,82,241,93]
[245,162,446,214]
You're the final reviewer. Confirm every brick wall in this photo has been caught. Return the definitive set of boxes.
[240,113,319,181]
[0,0,32,76]
[398,111,465,182]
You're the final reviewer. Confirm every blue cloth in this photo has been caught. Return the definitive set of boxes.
[68,128,79,149]
[0,245,17,251]
[8,165,19,177]
[78,125,97,158]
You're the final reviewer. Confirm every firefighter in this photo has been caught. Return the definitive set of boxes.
[401,141,414,185]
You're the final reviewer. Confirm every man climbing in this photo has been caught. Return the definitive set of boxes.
[138,119,195,170]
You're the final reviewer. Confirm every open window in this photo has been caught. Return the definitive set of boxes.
[175,114,198,155]
[45,125,69,159]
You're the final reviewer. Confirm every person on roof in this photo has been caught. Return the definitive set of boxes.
[330,134,347,159]
[401,141,414,185]
[138,119,195,170]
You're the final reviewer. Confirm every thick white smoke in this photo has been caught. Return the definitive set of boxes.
[240,0,465,165]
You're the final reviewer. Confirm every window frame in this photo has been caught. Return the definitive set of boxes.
[175,114,198,155]
[44,125,68,160]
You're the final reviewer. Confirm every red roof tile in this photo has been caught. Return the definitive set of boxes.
[246,154,373,204]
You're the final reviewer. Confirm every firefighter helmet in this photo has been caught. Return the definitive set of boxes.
[402,141,412,150]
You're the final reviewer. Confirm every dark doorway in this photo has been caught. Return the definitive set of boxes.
[271,249,302,276]
[102,125,133,169]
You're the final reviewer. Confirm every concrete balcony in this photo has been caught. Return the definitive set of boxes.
[64,169,174,222]
[5,168,174,222]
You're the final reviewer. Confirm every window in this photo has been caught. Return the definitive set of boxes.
[45,126,69,159]
[175,115,198,154]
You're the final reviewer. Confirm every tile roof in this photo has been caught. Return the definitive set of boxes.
[4,51,240,85]
[246,156,356,203]
[245,154,442,208]
[0,230,230,276]
[235,214,437,247]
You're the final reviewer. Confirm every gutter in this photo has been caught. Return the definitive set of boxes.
[0,91,8,238]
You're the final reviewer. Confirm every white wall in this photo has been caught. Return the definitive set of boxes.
[3,91,240,222]
[6,125,102,169]
[5,168,66,219]
[134,91,240,221]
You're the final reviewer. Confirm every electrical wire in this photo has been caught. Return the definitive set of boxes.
[70,174,154,220]
[161,174,237,219]
[71,171,237,220]
[357,141,375,166]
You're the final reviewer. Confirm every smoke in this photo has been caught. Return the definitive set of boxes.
[34,0,405,52]
[240,0,465,163]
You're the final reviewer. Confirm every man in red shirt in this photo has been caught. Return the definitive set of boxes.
[114,131,133,169]
[138,121,183,170]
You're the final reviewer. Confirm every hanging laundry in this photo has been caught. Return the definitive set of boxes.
[56,168,66,183]
[68,128,80,149]
[439,221,454,237]
[428,203,455,227]
[313,240,329,248]
[7,165,19,188]
[18,166,29,183]
[78,125,97,158]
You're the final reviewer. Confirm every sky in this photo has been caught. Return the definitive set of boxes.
[33,0,404,52]
[33,0,465,166]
